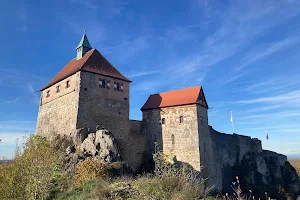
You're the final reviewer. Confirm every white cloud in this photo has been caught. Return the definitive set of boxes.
[0,133,29,145]
[237,90,300,104]
[16,4,28,32]
[126,70,160,78]
[0,98,18,105]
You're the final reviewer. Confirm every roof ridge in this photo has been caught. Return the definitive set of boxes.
[158,86,202,94]
[78,49,95,70]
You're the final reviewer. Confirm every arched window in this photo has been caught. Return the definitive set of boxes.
[46,90,50,98]
[179,116,183,123]
[102,79,106,88]
[161,118,165,124]
[171,134,175,145]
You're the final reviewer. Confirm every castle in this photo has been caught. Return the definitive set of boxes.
[36,32,292,192]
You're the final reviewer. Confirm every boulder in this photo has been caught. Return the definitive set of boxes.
[80,129,120,162]
[63,129,121,173]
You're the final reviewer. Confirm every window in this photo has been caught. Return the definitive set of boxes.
[102,80,106,88]
[66,80,70,88]
[121,83,124,92]
[56,85,60,93]
[171,134,175,145]
[179,116,183,123]
[114,82,120,91]
[161,118,165,124]
[46,90,50,98]
[107,80,110,89]
[99,78,106,88]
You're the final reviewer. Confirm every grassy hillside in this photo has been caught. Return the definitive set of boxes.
[290,159,300,176]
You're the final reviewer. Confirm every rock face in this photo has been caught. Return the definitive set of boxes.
[64,129,121,172]
[80,129,120,162]
[232,151,300,199]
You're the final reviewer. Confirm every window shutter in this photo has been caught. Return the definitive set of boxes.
[106,80,109,89]
[121,83,124,92]
[114,82,117,91]
[99,78,102,87]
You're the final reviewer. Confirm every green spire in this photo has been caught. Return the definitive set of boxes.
[76,30,92,49]
[76,30,92,60]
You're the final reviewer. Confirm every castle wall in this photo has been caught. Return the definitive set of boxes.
[76,71,130,132]
[76,71,145,172]
[36,72,80,137]
[208,127,263,191]
[196,105,214,185]
[143,105,201,171]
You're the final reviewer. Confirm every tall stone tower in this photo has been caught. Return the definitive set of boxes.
[141,86,210,172]
[36,31,131,138]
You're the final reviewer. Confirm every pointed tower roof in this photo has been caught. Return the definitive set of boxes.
[141,86,208,110]
[76,30,92,49]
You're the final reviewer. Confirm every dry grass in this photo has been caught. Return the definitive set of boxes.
[289,159,300,176]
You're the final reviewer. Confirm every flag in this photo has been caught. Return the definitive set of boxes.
[266,131,269,141]
[230,111,233,122]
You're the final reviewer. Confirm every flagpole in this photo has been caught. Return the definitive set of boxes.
[230,111,235,134]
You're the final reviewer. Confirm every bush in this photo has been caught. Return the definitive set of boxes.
[75,158,109,185]
[134,152,209,200]
[0,135,64,200]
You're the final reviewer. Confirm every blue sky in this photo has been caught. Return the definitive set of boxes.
[1,0,300,159]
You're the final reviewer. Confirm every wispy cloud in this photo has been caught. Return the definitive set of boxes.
[26,84,40,105]
[0,120,36,132]
[237,89,300,105]
[274,129,300,132]
[16,3,28,32]
[0,133,29,145]
[0,98,18,105]
[235,37,300,72]
[126,70,160,78]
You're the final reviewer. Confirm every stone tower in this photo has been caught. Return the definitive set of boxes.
[141,86,209,172]
[36,31,131,138]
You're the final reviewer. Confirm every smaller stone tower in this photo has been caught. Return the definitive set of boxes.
[141,86,209,171]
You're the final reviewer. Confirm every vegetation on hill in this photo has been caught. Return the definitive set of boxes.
[0,135,299,200]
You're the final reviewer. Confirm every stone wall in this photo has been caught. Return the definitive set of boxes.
[36,72,81,137]
[143,105,201,171]
[208,127,265,191]
[76,71,144,172]
[76,71,130,132]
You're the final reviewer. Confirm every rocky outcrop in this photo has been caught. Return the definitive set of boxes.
[80,129,120,162]
[64,129,121,172]
[233,150,300,199]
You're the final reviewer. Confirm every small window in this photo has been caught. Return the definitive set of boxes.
[116,83,120,91]
[66,80,70,88]
[179,116,183,123]
[121,83,124,92]
[46,90,50,98]
[171,134,175,145]
[161,118,165,124]
[56,85,60,93]
[107,80,110,89]
[101,79,106,88]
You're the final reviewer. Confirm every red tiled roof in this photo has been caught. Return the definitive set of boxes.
[141,86,208,110]
[41,49,130,90]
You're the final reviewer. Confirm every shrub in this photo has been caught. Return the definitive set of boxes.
[75,158,109,185]
[134,152,209,200]
[0,135,64,200]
